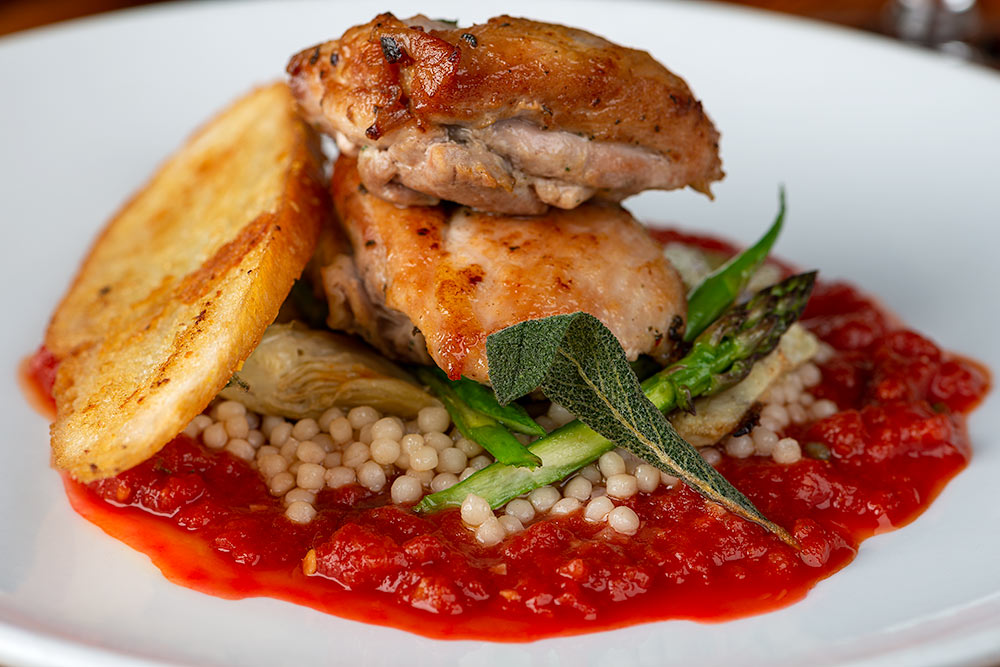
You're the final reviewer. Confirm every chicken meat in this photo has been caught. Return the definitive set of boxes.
[288,14,723,215]
[321,155,686,384]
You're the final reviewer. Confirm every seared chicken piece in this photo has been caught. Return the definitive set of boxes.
[288,14,723,215]
[322,156,686,383]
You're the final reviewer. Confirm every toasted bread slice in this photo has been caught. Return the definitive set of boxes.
[45,82,328,481]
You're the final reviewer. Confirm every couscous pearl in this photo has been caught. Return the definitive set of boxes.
[455,437,483,457]
[313,433,335,452]
[505,498,535,523]
[401,433,425,456]
[370,438,402,465]
[634,464,661,492]
[410,446,439,472]
[297,463,326,490]
[292,418,320,441]
[193,413,213,431]
[371,417,404,441]
[357,461,387,491]
[598,451,626,477]
[342,442,371,469]
[469,455,492,472]
[348,406,380,430]
[288,460,302,475]
[535,415,557,432]
[245,412,261,430]
[606,474,639,499]
[258,454,288,478]
[584,496,615,523]
[786,373,804,395]
[459,467,476,481]
[608,506,640,535]
[580,464,602,484]
[247,429,265,448]
[498,515,524,535]
[296,440,326,464]
[437,447,468,474]
[547,403,575,427]
[725,434,755,459]
[318,406,344,432]
[799,392,816,407]
[394,452,410,469]
[358,424,374,445]
[660,472,679,487]
[590,485,607,498]
[563,476,593,501]
[225,438,255,461]
[216,400,246,421]
[753,427,779,455]
[324,452,342,468]
[284,488,316,505]
[406,469,434,485]
[260,415,285,438]
[430,472,459,492]
[391,475,423,504]
[404,420,421,434]
[424,432,453,452]
[328,417,353,444]
[461,493,493,526]
[269,471,295,496]
[285,501,316,524]
[202,422,229,449]
[550,497,581,516]
[529,486,560,513]
[766,385,787,405]
[761,404,790,428]
[279,439,299,461]
[758,417,783,434]
[811,399,838,420]
[225,416,250,439]
[257,445,279,458]
[269,421,293,447]
[798,363,822,387]
[787,403,808,425]
[325,466,356,488]
[182,421,201,439]
[476,516,505,546]
[773,438,802,464]
[700,447,722,466]
[418,406,451,433]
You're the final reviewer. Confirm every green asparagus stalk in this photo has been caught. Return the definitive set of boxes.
[447,374,545,436]
[415,367,543,469]
[415,271,816,513]
[684,189,785,342]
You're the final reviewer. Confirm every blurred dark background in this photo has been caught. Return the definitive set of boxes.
[1,0,997,68]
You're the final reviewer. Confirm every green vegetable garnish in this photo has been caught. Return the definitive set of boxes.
[415,367,543,469]
[684,189,785,342]
[447,375,545,436]
[416,272,817,547]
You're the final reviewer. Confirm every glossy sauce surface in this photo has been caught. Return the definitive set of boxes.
[37,230,990,641]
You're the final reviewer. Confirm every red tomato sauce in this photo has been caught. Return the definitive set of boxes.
[31,229,990,641]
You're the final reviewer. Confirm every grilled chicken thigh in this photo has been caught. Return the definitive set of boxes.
[321,156,686,383]
[288,14,723,215]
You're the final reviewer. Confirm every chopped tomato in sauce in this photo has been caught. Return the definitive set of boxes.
[34,229,989,641]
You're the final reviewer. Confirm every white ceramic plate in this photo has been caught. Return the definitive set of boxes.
[2,1,999,665]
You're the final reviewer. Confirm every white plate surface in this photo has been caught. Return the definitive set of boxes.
[1,1,999,665]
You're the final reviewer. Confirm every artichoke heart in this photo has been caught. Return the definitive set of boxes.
[220,322,438,419]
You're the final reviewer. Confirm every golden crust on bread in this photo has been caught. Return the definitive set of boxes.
[45,83,327,481]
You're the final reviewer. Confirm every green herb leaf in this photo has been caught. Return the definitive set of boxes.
[486,312,795,545]
[415,367,542,469]
[684,188,785,342]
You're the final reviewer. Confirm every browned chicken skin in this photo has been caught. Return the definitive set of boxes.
[322,156,686,383]
[288,14,723,215]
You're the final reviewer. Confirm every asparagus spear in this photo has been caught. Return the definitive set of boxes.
[684,190,785,342]
[415,271,816,513]
[415,367,543,469]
